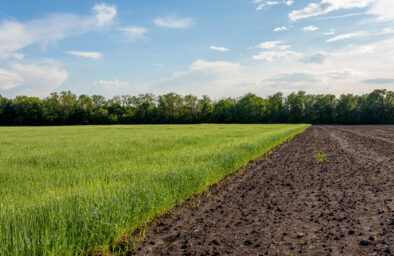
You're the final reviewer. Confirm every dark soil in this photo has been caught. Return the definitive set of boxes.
[132,126,394,256]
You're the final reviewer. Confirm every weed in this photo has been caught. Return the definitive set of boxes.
[314,152,327,164]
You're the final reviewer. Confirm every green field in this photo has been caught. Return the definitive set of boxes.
[0,124,309,255]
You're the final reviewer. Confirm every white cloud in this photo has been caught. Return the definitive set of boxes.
[94,79,129,90]
[267,1,280,5]
[274,26,289,32]
[189,59,241,72]
[289,0,373,21]
[253,50,298,61]
[326,28,394,42]
[13,64,68,96]
[254,0,293,10]
[0,5,112,96]
[284,1,294,6]
[0,69,24,90]
[154,16,194,29]
[210,46,229,52]
[368,0,394,21]
[253,41,294,62]
[0,63,68,96]
[257,41,291,50]
[256,0,392,23]
[118,26,147,41]
[289,0,394,22]
[92,4,117,26]
[167,59,241,80]
[0,4,117,58]
[327,32,364,42]
[66,51,102,60]
[256,4,266,10]
[315,12,366,20]
[149,59,244,98]
[0,21,31,59]
[289,2,326,21]
[324,29,336,35]
[328,0,373,9]
[146,37,394,98]
[303,25,319,32]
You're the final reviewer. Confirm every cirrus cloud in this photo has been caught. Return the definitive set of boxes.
[66,51,102,60]
[154,16,194,29]
[289,0,374,22]
[210,46,229,52]
[326,28,394,42]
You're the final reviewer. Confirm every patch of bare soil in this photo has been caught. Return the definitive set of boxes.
[132,126,394,256]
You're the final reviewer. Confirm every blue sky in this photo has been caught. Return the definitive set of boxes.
[0,0,393,98]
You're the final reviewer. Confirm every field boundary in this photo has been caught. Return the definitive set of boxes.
[100,125,311,255]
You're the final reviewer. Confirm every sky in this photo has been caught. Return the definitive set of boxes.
[0,0,394,99]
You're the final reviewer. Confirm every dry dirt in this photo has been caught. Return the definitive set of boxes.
[132,126,394,256]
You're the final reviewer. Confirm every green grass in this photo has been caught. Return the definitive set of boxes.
[0,124,309,255]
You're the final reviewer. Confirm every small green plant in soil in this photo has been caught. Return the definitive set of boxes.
[314,152,327,164]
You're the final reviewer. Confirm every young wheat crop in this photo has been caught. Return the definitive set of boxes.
[0,124,309,255]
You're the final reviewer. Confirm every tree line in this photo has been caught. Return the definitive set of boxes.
[0,89,392,125]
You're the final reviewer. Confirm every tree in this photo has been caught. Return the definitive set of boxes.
[235,93,265,123]
[0,90,392,125]
[336,94,360,124]
[13,96,44,125]
[197,95,213,123]
[0,95,15,125]
[132,94,157,124]
[157,93,184,123]
[43,93,63,124]
[313,94,336,124]
[91,95,107,107]
[212,98,236,123]
[385,91,394,124]
[361,89,387,124]
[72,95,94,124]
[59,91,78,123]
[182,94,199,123]
[286,91,307,123]
[265,92,286,123]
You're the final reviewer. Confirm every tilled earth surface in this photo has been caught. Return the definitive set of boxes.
[133,126,394,256]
